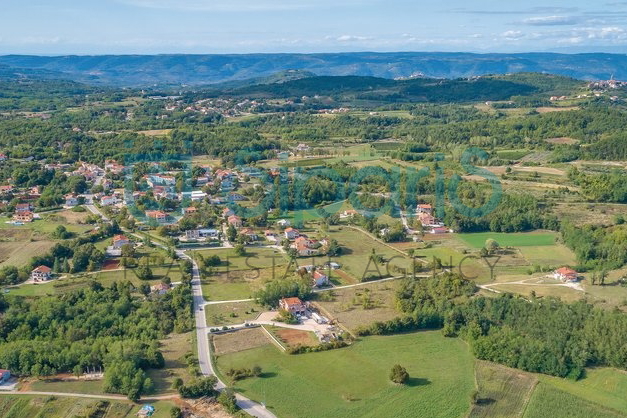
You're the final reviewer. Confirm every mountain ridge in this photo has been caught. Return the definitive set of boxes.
[0,52,626,87]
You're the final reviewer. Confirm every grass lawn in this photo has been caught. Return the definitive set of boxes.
[205,300,261,326]
[0,240,56,268]
[314,280,401,331]
[31,379,106,395]
[457,232,557,249]
[216,331,476,418]
[192,247,288,271]
[524,383,623,418]
[536,368,627,415]
[469,361,537,418]
[147,332,194,394]
[325,226,409,282]
[0,395,175,418]
[519,244,577,267]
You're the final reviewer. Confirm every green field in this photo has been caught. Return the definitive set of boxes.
[0,395,174,418]
[524,384,623,418]
[216,331,475,418]
[457,232,557,249]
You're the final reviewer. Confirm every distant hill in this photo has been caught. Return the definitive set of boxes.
[0,52,626,87]
[202,73,583,103]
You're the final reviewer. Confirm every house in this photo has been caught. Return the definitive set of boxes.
[240,227,258,241]
[293,236,318,256]
[228,193,247,202]
[554,267,579,282]
[340,209,358,219]
[112,234,131,249]
[31,265,52,282]
[0,185,13,194]
[227,215,243,228]
[418,211,443,228]
[14,211,34,223]
[136,404,155,417]
[65,193,79,207]
[15,203,32,213]
[0,154,7,162]
[150,282,171,295]
[264,230,278,242]
[284,227,299,240]
[0,370,10,384]
[276,219,290,227]
[186,229,219,240]
[430,227,449,234]
[100,195,118,206]
[183,207,197,215]
[222,207,235,218]
[312,271,329,287]
[146,210,168,223]
[416,204,433,215]
[190,191,207,202]
[279,297,306,315]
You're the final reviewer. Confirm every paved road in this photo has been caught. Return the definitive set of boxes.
[178,250,277,418]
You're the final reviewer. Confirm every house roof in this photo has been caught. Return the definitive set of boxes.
[556,267,578,275]
[281,297,303,306]
[113,234,128,241]
[33,265,52,273]
[313,271,327,279]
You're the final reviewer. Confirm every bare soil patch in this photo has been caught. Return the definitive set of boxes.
[213,327,270,355]
[275,328,318,347]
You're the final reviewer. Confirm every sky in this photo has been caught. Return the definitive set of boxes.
[2,0,627,54]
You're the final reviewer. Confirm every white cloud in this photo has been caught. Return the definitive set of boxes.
[334,35,373,42]
[522,16,580,26]
[502,30,524,40]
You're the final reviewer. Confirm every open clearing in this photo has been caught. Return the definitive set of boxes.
[273,327,318,347]
[216,331,475,418]
[524,384,623,418]
[457,232,557,249]
[469,361,537,418]
[212,327,270,356]
[0,396,174,418]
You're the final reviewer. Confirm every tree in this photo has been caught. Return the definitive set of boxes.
[121,244,135,258]
[234,243,246,257]
[139,283,151,296]
[485,238,500,254]
[390,364,409,384]
[218,388,238,414]
[170,407,183,418]
[136,265,153,280]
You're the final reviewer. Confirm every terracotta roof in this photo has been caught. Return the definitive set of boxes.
[556,267,578,275]
[281,297,303,306]
[33,265,52,273]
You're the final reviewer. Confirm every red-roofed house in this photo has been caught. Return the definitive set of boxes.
[31,265,52,282]
[112,235,131,249]
[15,203,32,213]
[279,297,306,315]
[553,267,579,282]
[227,215,242,228]
[146,210,168,223]
[284,227,299,240]
[0,154,7,162]
[14,211,34,223]
[312,270,329,287]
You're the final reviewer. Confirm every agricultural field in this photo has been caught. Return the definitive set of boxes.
[469,361,537,418]
[212,327,270,356]
[216,331,476,418]
[524,384,623,418]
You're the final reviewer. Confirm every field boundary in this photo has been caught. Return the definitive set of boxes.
[260,325,287,351]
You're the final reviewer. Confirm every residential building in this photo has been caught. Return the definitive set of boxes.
[284,227,299,240]
[228,215,243,228]
[279,297,306,315]
[146,210,168,223]
[13,211,34,223]
[554,267,579,282]
[240,227,258,241]
[112,234,131,249]
[276,219,290,227]
[222,207,235,218]
[65,193,79,207]
[31,265,52,282]
[312,271,329,287]
[0,154,7,162]
[100,195,118,206]
[15,203,32,213]
[430,227,449,234]
[151,282,171,295]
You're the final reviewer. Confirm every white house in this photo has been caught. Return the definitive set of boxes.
[31,265,52,282]
[277,219,291,227]
[65,194,79,207]
[312,271,329,287]
[112,234,131,249]
[101,195,118,206]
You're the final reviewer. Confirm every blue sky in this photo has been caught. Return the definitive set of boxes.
[2,0,627,54]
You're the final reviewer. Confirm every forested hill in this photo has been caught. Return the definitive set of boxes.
[1,52,627,86]
[202,73,583,103]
